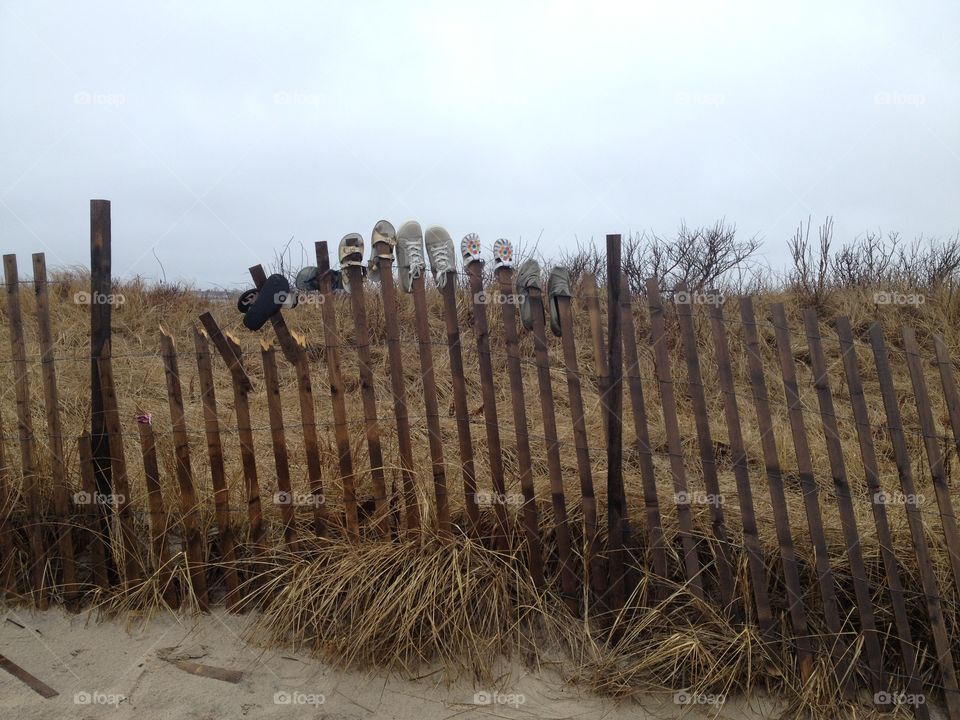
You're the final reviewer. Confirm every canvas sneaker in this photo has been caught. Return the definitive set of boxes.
[396,220,425,293]
[425,225,457,289]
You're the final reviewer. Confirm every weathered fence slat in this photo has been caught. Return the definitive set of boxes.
[77,434,109,591]
[496,263,545,586]
[410,272,451,538]
[646,278,704,601]
[527,284,577,612]
[261,342,300,550]
[194,328,241,608]
[583,274,609,443]
[770,303,854,697]
[198,313,266,549]
[619,278,668,599]
[343,262,390,536]
[249,266,326,537]
[3,254,47,607]
[836,317,928,720]
[135,416,179,608]
[739,297,814,682]
[904,328,960,600]
[0,412,17,596]
[97,344,143,589]
[315,242,359,539]
[159,328,209,609]
[31,253,78,601]
[554,290,606,600]
[465,262,510,549]
[706,302,775,639]
[674,284,736,612]
[604,238,627,610]
[371,236,419,533]
[870,322,960,720]
[439,274,481,534]
[802,308,884,698]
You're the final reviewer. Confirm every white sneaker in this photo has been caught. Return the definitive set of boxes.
[425,226,456,288]
[461,233,483,268]
[396,220,425,293]
[493,238,514,270]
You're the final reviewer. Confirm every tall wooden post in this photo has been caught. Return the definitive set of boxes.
[604,236,626,610]
[90,200,112,500]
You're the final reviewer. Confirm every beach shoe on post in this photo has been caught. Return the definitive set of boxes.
[425,225,457,288]
[516,258,543,331]
[493,238,514,271]
[295,266,319,292]
[396,220,425,293]
[339,232,365,292]
[243,274,289,331]
[547,267,572,337]
[461,233,483,268]
[237,288,258,314]
[368,220,397,282]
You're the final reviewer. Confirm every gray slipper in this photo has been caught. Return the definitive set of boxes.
[396,221,425,293]
[516,258,542,331]
[547,267,572,336]
[425,225,456,288]
[295,266,319,292]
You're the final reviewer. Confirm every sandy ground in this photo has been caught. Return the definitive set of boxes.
[0,605,784,720]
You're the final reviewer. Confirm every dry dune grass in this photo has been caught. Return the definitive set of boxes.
[2,266,960,717]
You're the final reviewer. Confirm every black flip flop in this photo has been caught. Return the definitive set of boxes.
[243,274,289,330]
[237,288,258,313]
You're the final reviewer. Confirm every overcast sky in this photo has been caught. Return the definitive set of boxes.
[1,0,957,289]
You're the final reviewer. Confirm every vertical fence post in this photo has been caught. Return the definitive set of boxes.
[439,274,481,534]
[707,302,775,639]
[135,416,179,608]
[248,265,327,537]
[193,328,241,608]
[371,234,420,533]
[410,272,451,538]
[802,309,884,698]
[554,289,606,600]
[465,262,510,549]
[871,322,960,719]
[604,237,627,610]
[646,278,704,602]
[3,254,46,607]
[89,200,113,506]
[739,297,813,682]
[770,303,854,698]
[583,274,608,443]
[261,341,299,550]
[198,313,267,550]
[0,412,17,596]
[343,262,390,536]
[903,328,960,600]
[495,263,544,586]
[31,253,78,601]
[77,435,109,591]
[98,346,143,588]
[619,279,668,597]
[837,317,928,718]
[674,284,735,612]
[159,328,209,610]
[528,284,576,612]
[315,242,360,540]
